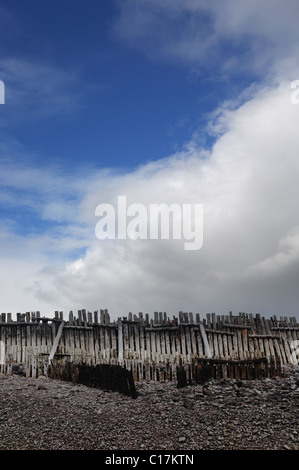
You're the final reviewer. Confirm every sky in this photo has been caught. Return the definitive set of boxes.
[0,0,299,320]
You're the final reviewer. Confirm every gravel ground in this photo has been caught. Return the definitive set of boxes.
[0,365,298,451]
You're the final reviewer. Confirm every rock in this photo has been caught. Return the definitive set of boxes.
[171,396,180,402]
[0,371,298,451]
[12,363,26,376]
[37,385,47,390]
[54,393,64,399]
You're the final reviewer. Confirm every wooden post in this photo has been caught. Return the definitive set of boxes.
[104,309,110,325]
[155,329,161,363]
[48,321,65,366]
[199,322,212,358]
[190,324,197,356]
[196,327,203,357]
[185,326,192,360]
[145,328,151,381]
[123,321,129,362]
[110,326,117,364]
[104,325,111,363]
[134,322,140,360]
[223,332,229,359]
[236,316,244,359]
[118,320,123,365]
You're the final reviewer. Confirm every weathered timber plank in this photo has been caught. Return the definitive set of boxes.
[222,330,229,359]
[68,323,75,362]
[155,329,162,362]
[190,324,197,356]
[235,316,243,360]
[231,318,238,359]
[272,327,299,331]
[255,315,265,357]
[180,325,187,359]
[218,331,225,358]
[242,315,249,359]
[205,328,234,335]
[248,334,281,339]
[145,328,151,361]
[211,314,219,358]
[160,329,166,359]
[199,322,212,358]
[48,321,65,365]
[117,321,123,364]
[261,317,271,358]
[139,322,145,363]
[16,324,22,363]
[185,326,192,360]
[223,323,252,329]
[133,322,140,361]
[269,318,282,362]
[265,319,275,357]
[104,325,111,362]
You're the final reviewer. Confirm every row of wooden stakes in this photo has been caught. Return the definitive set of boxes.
[0,310,298,382]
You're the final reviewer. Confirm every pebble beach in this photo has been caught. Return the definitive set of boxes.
[0,365,298,451]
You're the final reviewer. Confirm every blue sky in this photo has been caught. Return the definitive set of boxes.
[1,1,299,319]
[0,0,258,170]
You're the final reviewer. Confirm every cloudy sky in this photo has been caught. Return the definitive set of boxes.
[0,0,299,320]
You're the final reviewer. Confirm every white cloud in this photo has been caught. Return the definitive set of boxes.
[113,0,299,79]
[17,79,298,320]
[249,227,299,275]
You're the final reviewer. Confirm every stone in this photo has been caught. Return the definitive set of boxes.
[54,393,64,399]
[0,369,298,451]
[37,384,47,390]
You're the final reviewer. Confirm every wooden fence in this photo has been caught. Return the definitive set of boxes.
[0,309,298,381]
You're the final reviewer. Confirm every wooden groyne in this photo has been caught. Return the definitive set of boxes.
[0,310,298,381]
